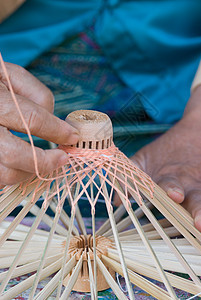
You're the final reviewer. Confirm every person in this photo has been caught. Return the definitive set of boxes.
[0,0,201,231]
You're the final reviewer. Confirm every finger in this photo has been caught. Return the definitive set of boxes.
[0,164,32,185]
[183,189,201,232]
[113,153,145,206]
[0,91,79,145]
[130,152,146,171]
[157,176,185,203]
[113,192,122,206]
[0,63,54,112]
[0,127,69,174]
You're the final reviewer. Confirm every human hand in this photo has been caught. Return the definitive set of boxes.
[0,62,79,187]
[113,86,201,232]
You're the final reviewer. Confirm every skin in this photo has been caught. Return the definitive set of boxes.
[1,62,201,232]
[0,62,79,187]
[113,85,201,232]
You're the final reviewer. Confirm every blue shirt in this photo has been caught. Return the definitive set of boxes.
[1,0,201,123]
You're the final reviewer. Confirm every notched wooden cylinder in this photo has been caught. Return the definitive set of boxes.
[63,235,115,292]
[66,110,113,150]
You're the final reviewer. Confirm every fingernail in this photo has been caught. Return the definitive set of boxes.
[57,153,68,167]
[194,215,201,232]
[63,132,79,145]
[167,187,184,202]
[168,187,183,196]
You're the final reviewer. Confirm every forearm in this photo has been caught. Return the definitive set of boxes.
[183,85,201,119]
[183,61,201,120]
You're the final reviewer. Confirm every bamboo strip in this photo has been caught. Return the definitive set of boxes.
[0,257,69,300]
[120,248,201,266]
[0,221,64,240]
[96,204,126,236]
[0,203,49,294]
[21,201,67,236]
[100,172,135,300]
[87,252,95,300]
[137,202,200,285]
[102,255,171,300]
[60,255,83,300]
[0,254,62,283]
[153,185,201,243]
[137,184,201,253]
[0,188,46,248]
[103,202,153,237]
[56,209,76,299]
[67,180,87,236]
[0,248,61,269]
[108,252,201,296]
[113,176,177,299]
[35,256,76,300]
[49,197,79,236]
[96,255,127,300]
[29,203,64,299]
[117,219,172,238]
[90,175,97,300]
[115,227,180,241]
[117,249,201,275]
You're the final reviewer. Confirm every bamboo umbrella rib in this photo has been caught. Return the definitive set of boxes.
[0,202,49,294]
[0,187,46,248]
[35,256,76,300]
[56,209,76,299]
[90,175,98,300]
[60,255,83,300]
[118,249,201,276]
[0,254,62,283]
[120,248,201,266]
[100,172,135,300]
[87,252,95,300]
[0,182,34,213]
[113,176,177,299]
[96,255,128,300]
[22,201,67,237]
[138,185,201,253]
[65,170,87,236]
[0,256,71,300]
[137,181,201,245]
[122,241,199,255]
[102,255,172,300]
[103,202,153,237]
[0,184,20,205]
[138,203,201,285]
[49,197,79,236]
[122,183,201,287]
[96,204,126,236]
[108,252,201,296]
[154,186,201,242]
[29,195,65,299]
[117,219,172,238]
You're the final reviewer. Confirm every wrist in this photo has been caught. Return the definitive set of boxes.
[183,85,201,121]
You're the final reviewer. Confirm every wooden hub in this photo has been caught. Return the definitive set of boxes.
[66,110,113,149]
[63,235,115,292]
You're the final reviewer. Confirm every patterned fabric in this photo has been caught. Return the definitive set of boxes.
[25,26,170,157]
[5,216,194,300]
[6,25,192,300]
[1,1,201,123]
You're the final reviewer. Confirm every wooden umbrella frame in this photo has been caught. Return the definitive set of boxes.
[0,55,201,300]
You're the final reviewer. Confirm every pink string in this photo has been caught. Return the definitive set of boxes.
[0,53,155,213]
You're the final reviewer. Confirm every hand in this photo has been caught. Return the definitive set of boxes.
[113,86,201,232]
[0,62,79,187]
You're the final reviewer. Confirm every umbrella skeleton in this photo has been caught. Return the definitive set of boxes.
[0,55,201,299]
